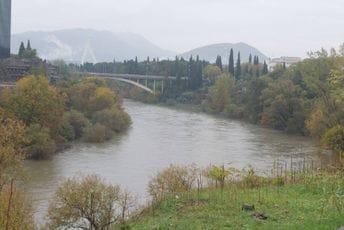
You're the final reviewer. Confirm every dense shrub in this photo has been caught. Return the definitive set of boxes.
[83,123,113,143]
[92,108,131,133]
[64,110,90,139]
[148,165,198,201]
[322,125,344,153]
[57,119,75,142]
[24,124,56,159]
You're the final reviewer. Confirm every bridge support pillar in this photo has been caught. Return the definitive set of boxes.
[161,80,164,95]
[153,80,156,95]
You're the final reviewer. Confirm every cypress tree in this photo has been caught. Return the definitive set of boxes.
[248,64,253,77]
[187,55,202,90]
[189,55,199,90]
[228,49,234,75]
[188,55,193,88]
[174,56,179,77]
[253,56,260,65]
[252,56,259,77]
[26,40,32,51]
[18,41,25,56]
[196,55,202,88]
[215,55,223,71]
[255,68,260,78]
[235,52,241,80]
[262,61,268,75]
[175,56,181,86]
[134,56,139,74]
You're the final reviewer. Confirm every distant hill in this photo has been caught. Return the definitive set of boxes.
[179,43,267,63]
[11,30,267,64]
[11,29,176,63]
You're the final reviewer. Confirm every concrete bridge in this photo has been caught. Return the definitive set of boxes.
[80,72,188,94]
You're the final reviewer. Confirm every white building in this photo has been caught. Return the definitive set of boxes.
[267,56,302,70]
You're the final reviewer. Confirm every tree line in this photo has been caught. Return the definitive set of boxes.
[201,46,344,156]
[73,49,266,92]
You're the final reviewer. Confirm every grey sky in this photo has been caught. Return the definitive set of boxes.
[12,0,344,57]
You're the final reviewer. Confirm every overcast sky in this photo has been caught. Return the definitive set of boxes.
[12,0,344,57]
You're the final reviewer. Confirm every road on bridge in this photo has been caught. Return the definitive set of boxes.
[84,72,188,81]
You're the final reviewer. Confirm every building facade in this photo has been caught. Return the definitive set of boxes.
[267,56,302,71]
[0,0,11,59]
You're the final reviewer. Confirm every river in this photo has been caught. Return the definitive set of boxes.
[24,100,334,224]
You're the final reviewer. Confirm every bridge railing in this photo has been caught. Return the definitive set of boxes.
[80,72,188,81]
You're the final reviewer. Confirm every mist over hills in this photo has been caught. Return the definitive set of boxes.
[11,29,175,63]
[11,29,267,63]
[179,43,268,63]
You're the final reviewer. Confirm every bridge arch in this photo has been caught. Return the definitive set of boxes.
[79,72,188,95]
[101,76,154,94]
[82,73,154,94]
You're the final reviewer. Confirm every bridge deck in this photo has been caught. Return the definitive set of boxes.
[82,72,188,81]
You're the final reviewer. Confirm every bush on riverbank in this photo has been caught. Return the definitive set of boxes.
[62,77,131,144]
[0,75,131,158]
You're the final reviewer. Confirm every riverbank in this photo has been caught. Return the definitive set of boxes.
[25,99,333,225]
[128,170,344,230]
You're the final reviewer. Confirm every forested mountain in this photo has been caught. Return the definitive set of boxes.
[180,43,267,63]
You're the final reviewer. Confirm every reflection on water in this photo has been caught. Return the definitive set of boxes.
[24,100,334,224]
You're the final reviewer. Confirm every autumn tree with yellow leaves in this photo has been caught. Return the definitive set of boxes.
[0,109,35,229]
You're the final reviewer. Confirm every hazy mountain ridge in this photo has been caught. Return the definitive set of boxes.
[11,29,176,63]
[11,29,268,63]
[180,43,268,63]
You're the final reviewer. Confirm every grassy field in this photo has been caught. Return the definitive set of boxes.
[128,172,344,230]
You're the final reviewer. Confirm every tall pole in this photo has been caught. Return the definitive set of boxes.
[0,0,11,59]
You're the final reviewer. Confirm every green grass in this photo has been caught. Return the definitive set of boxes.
[128,173,344,230]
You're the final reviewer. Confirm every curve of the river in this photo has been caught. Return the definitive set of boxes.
[24,100,334,224]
